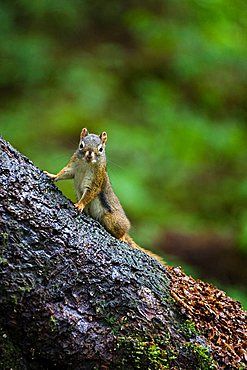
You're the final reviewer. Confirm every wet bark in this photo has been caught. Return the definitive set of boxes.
[0,137,246,370]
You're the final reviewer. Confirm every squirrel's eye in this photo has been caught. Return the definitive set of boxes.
[98,144,104,153]
[79,141,85,150]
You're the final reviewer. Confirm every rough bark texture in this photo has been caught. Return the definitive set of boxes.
[0,137,246,370]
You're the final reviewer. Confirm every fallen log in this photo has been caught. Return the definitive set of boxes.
[0,137,246,369]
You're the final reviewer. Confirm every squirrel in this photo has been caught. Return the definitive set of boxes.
[44,128,164,264]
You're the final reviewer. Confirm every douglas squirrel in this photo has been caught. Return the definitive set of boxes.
[45,128,163,263]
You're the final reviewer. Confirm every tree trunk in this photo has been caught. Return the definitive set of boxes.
[0,137,246,370]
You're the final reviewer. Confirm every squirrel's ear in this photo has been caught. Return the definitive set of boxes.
[80,128,89,139]
[99,131,107,144]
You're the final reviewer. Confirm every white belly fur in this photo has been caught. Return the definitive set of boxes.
[85,196,105,221]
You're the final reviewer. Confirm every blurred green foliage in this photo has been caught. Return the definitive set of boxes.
[1,1,247,305]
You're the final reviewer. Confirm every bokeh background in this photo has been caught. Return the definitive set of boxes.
[1,0,247,308]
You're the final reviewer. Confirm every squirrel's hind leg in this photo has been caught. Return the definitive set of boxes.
[102,212,130,239]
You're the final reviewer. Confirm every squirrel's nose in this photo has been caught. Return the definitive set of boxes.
[85,150,95,161]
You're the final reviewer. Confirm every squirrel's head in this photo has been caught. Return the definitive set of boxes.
[78,128,107,164]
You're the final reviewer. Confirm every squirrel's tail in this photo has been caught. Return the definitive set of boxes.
[120,234,165,265]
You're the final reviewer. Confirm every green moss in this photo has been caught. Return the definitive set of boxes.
[0,257,8,266]
[186,342,217,370]
[182,319,200,339]
[19,284,33,293]
[0,327,26,369]
[103,313,124,334]
[10,294,18,305]
[49,315,58,332]
[0,233,8,254]
[115,334,177,370]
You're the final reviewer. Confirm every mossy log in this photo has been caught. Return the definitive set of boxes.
[0,137,246,370]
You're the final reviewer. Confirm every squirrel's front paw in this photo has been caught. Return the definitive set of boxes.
[75,202,85,212]
[44,171,57,181]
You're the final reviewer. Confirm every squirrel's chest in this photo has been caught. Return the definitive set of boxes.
[74,166,93,193]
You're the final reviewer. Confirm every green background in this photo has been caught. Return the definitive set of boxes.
[0,0,247,307]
